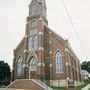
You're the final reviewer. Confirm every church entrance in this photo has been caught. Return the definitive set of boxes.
[29,57,38,79]
[29,71,37,79]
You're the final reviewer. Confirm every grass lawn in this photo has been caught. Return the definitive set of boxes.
[75,86,85,90]
[52,86,86,90]
[75,79,90,90]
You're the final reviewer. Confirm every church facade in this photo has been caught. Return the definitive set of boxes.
[12,0,81,87]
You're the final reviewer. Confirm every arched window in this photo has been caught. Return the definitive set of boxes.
[29,36,33,50]
[29,58,38,71]
[34,35,38,50]
[17,57,23,76]
[31,5,37,15]
[55,51,63,74]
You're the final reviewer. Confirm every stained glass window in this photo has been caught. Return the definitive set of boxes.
[31,5,37,15]
[29,37,33,50]
[17,57,23,76]
[34,35,38,50]
[29,58,38,71]
[56,51,63,74]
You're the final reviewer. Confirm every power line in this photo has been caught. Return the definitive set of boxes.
[61,0,87,58]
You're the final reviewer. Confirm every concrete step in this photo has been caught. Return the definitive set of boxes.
[34,79,53,90]
[7,79,46,90]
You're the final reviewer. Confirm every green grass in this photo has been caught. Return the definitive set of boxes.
[75,85,85,90]
[75,79,90,90]
[52,86,86,90]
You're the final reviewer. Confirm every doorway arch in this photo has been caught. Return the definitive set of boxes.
[29,57,38,79]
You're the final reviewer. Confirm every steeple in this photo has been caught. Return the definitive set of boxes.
[39,0,47,19]
[28,0,47,23]
[38,0,46,7]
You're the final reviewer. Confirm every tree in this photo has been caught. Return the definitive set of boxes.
[81,61,90,73]
[0,61,11,86]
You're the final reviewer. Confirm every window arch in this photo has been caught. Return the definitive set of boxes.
[55,51,63,74]
[34,35,38,50]
[17,56,23,76]
[29,58,38,71]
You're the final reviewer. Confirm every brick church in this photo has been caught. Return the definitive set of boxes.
[12,0,81,87]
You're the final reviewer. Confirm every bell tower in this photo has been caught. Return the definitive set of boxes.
[25,0,48,51]
[24,0,48,79]
[28,0,48,24]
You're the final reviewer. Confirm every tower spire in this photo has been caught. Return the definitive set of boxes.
[28,0,47,22]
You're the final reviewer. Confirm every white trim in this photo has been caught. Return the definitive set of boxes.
[65,48,69,52]
[49,40,51,44]
[23,49,27,53]
[38,47,44,50]
[37,62,41,66]
[39,31,43,35]
[39,18,42,21]
[26,51,39,63]
[50,51,52,54]
[49,31,51,34]
[54,49,63,57]
[66,62,68,66]
[24,35,27,38]
[49,64,52,67]
[42,63,45,66]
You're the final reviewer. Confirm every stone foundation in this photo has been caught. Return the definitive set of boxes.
[49,80,82,87]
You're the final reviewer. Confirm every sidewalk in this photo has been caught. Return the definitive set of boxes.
[81,84,90,90]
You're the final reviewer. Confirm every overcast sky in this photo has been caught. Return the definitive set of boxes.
[0,0,90,68]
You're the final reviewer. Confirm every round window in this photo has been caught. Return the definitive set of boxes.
[31,20,37,28]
